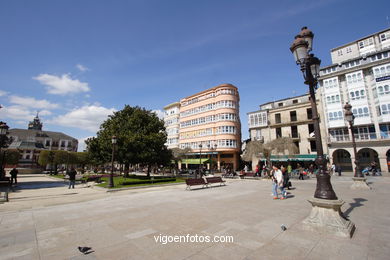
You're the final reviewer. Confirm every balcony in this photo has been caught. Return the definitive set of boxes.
[328,134,350,143]
[328,132,390,143]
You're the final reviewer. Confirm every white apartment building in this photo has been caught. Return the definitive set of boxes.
[318,27,390,172]
[163,102,180,149]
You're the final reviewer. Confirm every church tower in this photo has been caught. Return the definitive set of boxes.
[28,112,43,130]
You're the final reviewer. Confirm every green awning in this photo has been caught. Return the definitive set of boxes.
[181,158,210,164]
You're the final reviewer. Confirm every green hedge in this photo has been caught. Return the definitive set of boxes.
[121,178,176,186]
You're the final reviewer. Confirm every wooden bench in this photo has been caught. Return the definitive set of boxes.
[86,176,102,183]
[185,178,208,190]
[206,177,226,186]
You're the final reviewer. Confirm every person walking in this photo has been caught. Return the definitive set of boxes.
[271,165,286,200]
[255,164,260,177]
[10,167,18,185]
[282,166,291,190]
[287,164,292,175]
[337,165,342,176]
[297,163,304,180]
[67,168,77,189]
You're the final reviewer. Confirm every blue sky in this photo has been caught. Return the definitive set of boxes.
[0,0,389,150]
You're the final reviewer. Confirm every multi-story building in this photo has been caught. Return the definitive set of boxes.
[163,84,241,170]
[318,28,390,172]
[7,115,78,168]
[247,94,328,170]
[163,102,180,149]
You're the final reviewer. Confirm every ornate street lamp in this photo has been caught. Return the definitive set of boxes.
[0,122,9,136]
[0,121,9,179]
[344,103,370,189]
[108,135,117,188]
[290,27,355,237]
[290,27,336,200]
[343,103,360,177]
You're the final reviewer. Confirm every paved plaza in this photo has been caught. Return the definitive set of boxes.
[1,174,389,260]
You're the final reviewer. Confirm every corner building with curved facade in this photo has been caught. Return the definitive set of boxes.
[164,84,241,170]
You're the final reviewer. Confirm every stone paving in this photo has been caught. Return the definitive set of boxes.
[0,173,389,259]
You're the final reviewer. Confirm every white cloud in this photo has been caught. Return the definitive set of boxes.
[0,90,8,97]
[77,136,94,152]
[33,73,90,95]
[76,64,89,72]
[0,104,52,124]
[0,105,35,121]
[152,109,164,119]
[9,95,58,109]
[50,105,116,133]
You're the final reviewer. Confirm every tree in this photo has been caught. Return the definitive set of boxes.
[86,105,172,177]
[242,137,298,174]
[4,149,20,165]
[75,152,89,172]
[38,150,56,173]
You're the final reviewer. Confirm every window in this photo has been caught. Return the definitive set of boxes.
[346,47,352,53]
[278,102,284,107]
[310,140,317,152]
[328,111,343,121]
[326,94,341,104]
[255,130,261,140]
[323,78,338,89]
[337,50,343,56]
[308,124,315,135]
[352,107,369,118]
[376,85,390,96]
[307,108,312,119]
[358,38,374,49]
[378,103,390,115]
[380,32,390,42]
[292,99,298,104]
[329,129,349,141]
[276,128,282,138]
[346,71,363,84]
[275,113,281,124]
[45,140,51,146]
[373,64,390,78]
[249,112,267,127]
[371,52,388,62]
[353,126,376,140]
[350,89,366,100]
[291,125,298,138]
[290,111,297,121]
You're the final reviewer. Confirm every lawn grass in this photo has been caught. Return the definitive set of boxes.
[48,174,66,179]
[96,176,185,189]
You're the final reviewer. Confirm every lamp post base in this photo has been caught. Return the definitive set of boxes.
[302,197,355,238]
[351,177,371,190]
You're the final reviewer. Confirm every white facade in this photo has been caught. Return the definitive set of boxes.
[319,28,390,173]
[163,102,180,149]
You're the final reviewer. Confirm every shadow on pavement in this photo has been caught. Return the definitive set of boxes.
[344,198,367,218]
[12,181,69,190]
[10,193,78,201]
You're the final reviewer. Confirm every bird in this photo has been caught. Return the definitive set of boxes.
[78,246,93,254]
[281,224,287,231]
